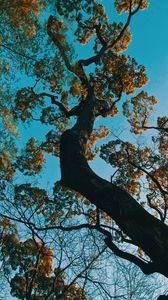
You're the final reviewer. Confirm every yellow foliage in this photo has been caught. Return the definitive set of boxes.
[70,77,81,96]
[137,246,144,257]
[80,30,94,45]
[0,152,15,180]
[115,0,148,14]
[85,125,109,160]
[1,0,45,39]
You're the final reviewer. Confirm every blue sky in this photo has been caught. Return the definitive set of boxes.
[128,0,168,112]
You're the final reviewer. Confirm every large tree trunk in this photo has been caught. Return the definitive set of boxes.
[60,87,168,278]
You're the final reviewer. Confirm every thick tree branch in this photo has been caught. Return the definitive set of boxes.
[0,209,136,250]
[39,92,89,119]
[40,92,69,117]
[104,237,156,275]
[60,85,168,277]
[95,24,107,47]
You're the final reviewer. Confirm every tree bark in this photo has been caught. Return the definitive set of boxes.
[60,88,168,278]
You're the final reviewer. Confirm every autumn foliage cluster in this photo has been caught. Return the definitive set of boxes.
[0,0,168,299]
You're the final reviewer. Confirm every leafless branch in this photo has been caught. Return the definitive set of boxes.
[1,43,36,61]
[125,149,168,196]
[142,125,168,133]
[104,237,156,275]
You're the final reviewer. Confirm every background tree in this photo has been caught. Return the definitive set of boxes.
[0,0,168,299]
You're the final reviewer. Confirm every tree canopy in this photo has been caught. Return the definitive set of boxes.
[0,0,168,299]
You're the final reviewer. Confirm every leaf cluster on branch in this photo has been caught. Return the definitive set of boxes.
[0,0,168,299]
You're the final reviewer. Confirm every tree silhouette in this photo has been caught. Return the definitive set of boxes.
[0,0,168,298]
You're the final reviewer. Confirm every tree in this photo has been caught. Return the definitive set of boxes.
[0,0,168,298]
[107,257,167,299]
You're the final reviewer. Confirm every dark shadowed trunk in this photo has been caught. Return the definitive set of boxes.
[60,87,168,278]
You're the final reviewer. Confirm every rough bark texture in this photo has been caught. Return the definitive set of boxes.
[60,88,168,278]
